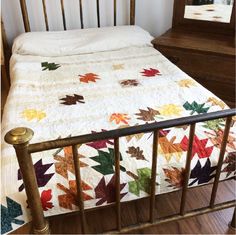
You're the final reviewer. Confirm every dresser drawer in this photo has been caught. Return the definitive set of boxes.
[155,45,235,105]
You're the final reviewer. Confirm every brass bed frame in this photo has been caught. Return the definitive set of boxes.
[3,0,236,233]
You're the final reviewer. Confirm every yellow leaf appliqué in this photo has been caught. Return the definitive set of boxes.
[112,64,124,70]
[178,79,196,88]
[207,97,226,109]
[22,109,46,121]
[159,104,182,117]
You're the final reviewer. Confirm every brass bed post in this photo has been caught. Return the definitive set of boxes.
[4,127,50,234]
[130,0,136,25]
[149,130,159,223]
[19,0,31,32]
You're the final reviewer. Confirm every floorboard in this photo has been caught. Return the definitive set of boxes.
[11,180,236,234]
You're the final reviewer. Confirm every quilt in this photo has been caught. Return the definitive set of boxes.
[1,45,236,234]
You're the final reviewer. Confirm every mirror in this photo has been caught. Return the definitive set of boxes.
[184,0,234,23]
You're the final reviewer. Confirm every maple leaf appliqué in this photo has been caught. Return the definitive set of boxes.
[135,107,160,122]
[163,167,185,188]
[183,101,210,115]
[91,148,126,175]
[86,129,114,149]
[222,152,236,177]
[57,180,93,210]
[54,146,87,179]
[109,113,130,125]
[18,159,54,192]
[41,62,60,71]
[128,168,152,196]
[95,175,127,205]
[60,94,85,105]
[1,197,24,234]
[120,79,140,87]
[41,189,54,211]
[141,68,161,77]
[180,135,213,159]
[79,73,100,83]
[189,159,217,186]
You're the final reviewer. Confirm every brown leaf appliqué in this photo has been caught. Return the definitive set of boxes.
[60,94,85,105]
[136,107,160,122]
[163,167,185,188]
[120,79,140,87]
[126,146,147,161]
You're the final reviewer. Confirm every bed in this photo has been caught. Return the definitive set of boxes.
[1,0,236,234]
[184,4,233,23]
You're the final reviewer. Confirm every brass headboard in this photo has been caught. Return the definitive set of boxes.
[19,0,136,32]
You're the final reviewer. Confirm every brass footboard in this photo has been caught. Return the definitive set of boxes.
[5,108,236,234]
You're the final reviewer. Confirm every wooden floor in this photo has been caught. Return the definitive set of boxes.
[12,180,236,234]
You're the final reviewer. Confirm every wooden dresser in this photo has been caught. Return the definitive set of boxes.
[153,0,235,108]
[152,29,235,107]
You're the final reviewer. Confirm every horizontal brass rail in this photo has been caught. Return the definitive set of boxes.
[28,108,236,153]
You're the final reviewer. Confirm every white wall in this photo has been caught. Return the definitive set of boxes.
[2,0,174,46]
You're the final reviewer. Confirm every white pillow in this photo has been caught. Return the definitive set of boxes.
[12,26,154,57]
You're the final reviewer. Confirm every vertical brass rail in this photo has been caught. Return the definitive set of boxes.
[72,145,87,234]
[114,138,121,231]
[42,0,49,31]
[4,128,49,234]
[180,124,196,215]
[210,117,232,208]
[19,0,31,32]
[130,0,136,25]
[79,0,84,29]
[114,0,117,26]
[96,0,100,27]
[149,130,159,223]
[60,0,67,30]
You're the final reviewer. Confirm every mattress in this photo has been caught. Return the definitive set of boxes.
[1,26,236,234]
[184,4,233,23]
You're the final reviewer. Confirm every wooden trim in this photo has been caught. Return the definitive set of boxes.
[114,0,117,26]
[60,0,67,30]
[19,0,30,32]
[79,0,84,29]
[42,0,49,31]
[180,124,195,215]
[96,0,100,27]
[130,0,135,25]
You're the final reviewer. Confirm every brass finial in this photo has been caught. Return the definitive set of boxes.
[5,127,34,145]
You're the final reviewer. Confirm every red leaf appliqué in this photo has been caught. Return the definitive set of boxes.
[141,68,161,77]
[41,189,54,211]
[180,135,213,159]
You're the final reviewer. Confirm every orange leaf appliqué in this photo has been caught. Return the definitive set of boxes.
[109,113,130,125]
[79,73,100,83]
